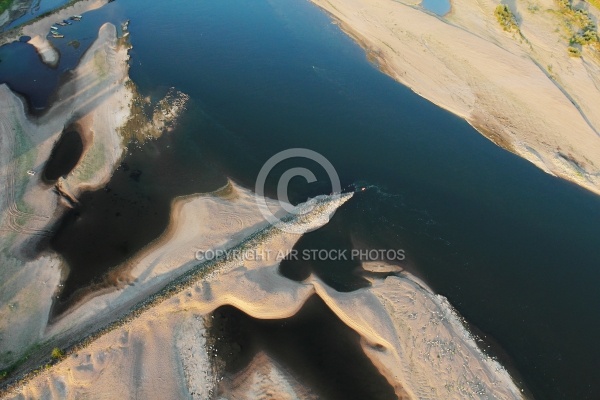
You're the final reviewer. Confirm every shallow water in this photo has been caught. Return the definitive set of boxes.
[3,0,600,398]
[421,0,451,16]
[0,2,122,110]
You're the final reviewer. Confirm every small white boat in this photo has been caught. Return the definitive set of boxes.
[27,170,36,176]
[51,25,58,30]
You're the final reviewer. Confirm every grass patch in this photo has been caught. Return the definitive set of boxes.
[0,0,13,15]
[556,0,599,54]
[11,114,36,196]
[93,49,109,79]
[495,4,520,32]
[0,342,43,382]
[568,45,582,56]
[50,348,64,360]
[74,139,106,183]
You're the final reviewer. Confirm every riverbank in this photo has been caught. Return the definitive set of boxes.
[1,183,523,399]
[0,0,109,67]
[0,20,134,376]
[310,0,600,195]
[0,0,33,31]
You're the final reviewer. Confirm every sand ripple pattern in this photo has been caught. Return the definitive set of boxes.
[0,106,51,237]
[215,211,246,232]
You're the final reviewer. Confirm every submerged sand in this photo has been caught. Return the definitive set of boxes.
[310,0,600,195]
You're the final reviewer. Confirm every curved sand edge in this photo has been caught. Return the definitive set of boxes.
[1,0,109,66]
[2,184,524,399]
[27,35,58,67]
[310,0,600,195]
[0,21,134,373]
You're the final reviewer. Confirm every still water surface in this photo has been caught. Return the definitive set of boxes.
[2,0,600,398]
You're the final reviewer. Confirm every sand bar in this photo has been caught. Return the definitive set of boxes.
[1,184,523,399]
[310,0,600,194]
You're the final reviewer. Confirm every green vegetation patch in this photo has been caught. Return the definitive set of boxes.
[74,139,105,183]
[67,40,80,49]
[556,0,599,55]
[586,0,600,11]
[0,0,14,15]
[495,4,520,32]
[50,348,64,360]
[568,45,582,56]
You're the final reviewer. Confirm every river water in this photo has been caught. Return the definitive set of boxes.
[2,0,600,398]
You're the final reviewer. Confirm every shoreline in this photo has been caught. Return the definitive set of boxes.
[0,18,135,379]
[0,0,109,68]
[1,184,523,399]
[310,0,600,196]
[0,0,565,396]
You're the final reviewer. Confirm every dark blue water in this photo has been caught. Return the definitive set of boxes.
[0,2,122,110]
[4,0,600,398]
[119,1,600,398]
[0,39,58,109]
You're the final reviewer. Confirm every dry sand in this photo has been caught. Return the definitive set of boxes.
[26,35,58,67]
[0,1,550,397]
[1,183,523,399]
[217,352,319,400]
[0,21,133,372]
[0,12,192,374]
[311,0,600,194]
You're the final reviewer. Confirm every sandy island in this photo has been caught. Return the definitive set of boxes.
[1,183,524,399]
[311,0,600,195]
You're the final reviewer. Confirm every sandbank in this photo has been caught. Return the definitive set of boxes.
[310,0,600,194]
[1,184,524,399]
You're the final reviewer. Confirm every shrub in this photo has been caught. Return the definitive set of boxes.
[556,0,599,54]
[51,347,65,360]
[567,46,582,56]
[495,5,519,31]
